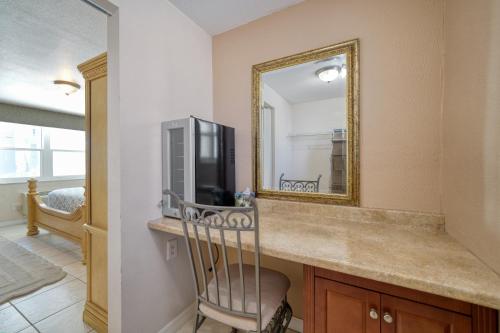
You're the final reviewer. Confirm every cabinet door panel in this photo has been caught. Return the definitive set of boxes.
[315,277,380,333]
[381,295,471,333]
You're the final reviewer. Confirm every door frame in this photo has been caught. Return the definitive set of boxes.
[260,102,276,189]
[80,1,120,332]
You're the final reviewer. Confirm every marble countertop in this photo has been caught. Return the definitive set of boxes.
[148,199,500,310]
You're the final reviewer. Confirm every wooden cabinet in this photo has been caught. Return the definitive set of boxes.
[315,278,380,333]
[305,266,498,333]
[381,295,470,333]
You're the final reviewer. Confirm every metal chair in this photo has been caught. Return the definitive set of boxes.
[165,190,292,333]
[279,173,322,192]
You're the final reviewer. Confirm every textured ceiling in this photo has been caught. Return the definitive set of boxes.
[0,0,106,115]
[263,54,347,104]
[169,0,304,35]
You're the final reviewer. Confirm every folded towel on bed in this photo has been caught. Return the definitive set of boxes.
[47,187,85,213]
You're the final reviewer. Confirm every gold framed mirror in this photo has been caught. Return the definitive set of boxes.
[252,39,359,205]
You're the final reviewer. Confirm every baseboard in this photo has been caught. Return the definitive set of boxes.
[289,316,303,332]
[83,302,108,333]
[158,303,196,333]
[0,219,25,228]
[157,303,303,333]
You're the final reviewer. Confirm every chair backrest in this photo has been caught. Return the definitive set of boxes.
[165,190,262,332]
[279,173,322,192]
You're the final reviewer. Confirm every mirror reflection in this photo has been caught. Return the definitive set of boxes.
[260,54,348,194]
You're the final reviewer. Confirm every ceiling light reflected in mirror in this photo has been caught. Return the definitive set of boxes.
[316,66,340,83]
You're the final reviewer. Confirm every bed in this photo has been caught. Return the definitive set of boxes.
[26,179,87,263]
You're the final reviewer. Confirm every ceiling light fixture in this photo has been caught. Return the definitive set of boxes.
[316,66,341,83]
[53,80,80,95]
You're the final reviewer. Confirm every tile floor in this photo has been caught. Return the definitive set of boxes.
[179,316,298,332]
[0,223,95,333]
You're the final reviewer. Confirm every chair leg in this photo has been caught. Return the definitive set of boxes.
[193,313,206,333]
[230,328,238,333]
[281,302,293,332]
[269,300,293,333]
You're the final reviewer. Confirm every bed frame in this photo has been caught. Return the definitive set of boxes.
[279,173,322,192]
[26,178,87,264]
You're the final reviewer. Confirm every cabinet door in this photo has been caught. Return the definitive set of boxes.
[315,278,381,333]
[381,295,471,333]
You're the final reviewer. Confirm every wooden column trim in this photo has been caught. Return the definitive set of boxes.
[472,305,498,333]
[303,265,315,333]
[79,52,108,333]
[84,301,108,333]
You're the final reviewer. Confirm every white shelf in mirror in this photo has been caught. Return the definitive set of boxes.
[287,131,333,138]
[287,131,347,141]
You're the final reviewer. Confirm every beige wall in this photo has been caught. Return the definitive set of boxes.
[213,0,445,320]
[0,102,85,130]
[0,179,84,222]
[213,0,444,213]
[443,0,500,274]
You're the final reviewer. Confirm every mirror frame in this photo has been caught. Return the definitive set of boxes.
[252,39,360,206]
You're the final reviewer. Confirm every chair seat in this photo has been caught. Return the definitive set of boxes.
[199,264,290,331]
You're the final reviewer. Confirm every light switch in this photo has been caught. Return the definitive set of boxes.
[166,238,178,260]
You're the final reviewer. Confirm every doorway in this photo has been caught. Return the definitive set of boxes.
[0,0,107,332]
[261,103,276,189]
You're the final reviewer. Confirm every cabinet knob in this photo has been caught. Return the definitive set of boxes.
[369,308,379,320]
[383,312,393,324]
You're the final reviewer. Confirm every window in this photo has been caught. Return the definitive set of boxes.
[0,122,85,182]
[49,128,86,176]
[0,123,42,178]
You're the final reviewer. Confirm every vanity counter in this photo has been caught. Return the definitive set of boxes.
[148,199,500,311]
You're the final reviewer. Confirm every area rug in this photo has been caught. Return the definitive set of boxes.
[0,235,66,304]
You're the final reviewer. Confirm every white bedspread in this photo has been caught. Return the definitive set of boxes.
[46,187,85,213]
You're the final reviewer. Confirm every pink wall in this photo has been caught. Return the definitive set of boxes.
[213,0,444,213]
[109,0,213,331]
[443,0,500,274]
